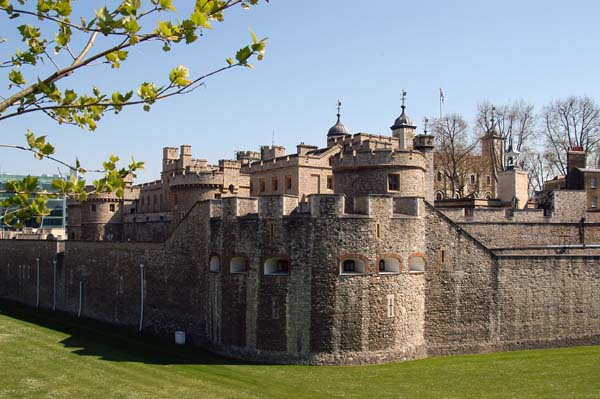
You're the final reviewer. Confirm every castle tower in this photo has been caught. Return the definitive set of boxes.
[327,100,351,140]
[414,118,436,204]
[390,90,417,149]
[481,108,505,172]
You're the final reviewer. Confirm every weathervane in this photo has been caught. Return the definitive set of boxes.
[336,99,342,122]
[423,117,429,134]
[401,90,407,110]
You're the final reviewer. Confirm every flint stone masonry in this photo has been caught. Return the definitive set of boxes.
[2,194,600,365]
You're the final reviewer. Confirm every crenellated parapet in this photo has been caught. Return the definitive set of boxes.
[327,132,399,151]
[333,148,429,171]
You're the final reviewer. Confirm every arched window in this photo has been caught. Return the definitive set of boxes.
[339,257,366,275]
[470,175,476,185]
[437,171,442,182]
[435,192,443,201]
[209,255,220,273]
[230,256,247,273]
[378,256,401,274]
[408,255,426,273]
[264,257,290,275]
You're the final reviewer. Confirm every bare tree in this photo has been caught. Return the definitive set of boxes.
[476,100,537,153]
[521,147,559,196]
[541,96,600,175]
[433,114,478,197]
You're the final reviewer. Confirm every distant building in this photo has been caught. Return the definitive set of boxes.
[0,174,67,239]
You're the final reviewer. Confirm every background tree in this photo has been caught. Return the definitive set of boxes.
[0,0,267,226]
[433,113,478,198]
[541,96,600,175]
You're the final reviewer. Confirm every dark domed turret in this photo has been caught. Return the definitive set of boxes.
[391,90,416,130]
[327,100,351,138]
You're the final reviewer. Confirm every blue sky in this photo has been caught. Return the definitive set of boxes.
[2,0,600,181]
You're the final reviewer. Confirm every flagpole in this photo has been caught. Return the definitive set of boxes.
[439,88,444,119]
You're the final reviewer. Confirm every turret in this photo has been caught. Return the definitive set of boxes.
[390,90,417,149]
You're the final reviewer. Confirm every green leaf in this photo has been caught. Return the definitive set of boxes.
[190,11,212,29]
[158,0,176,11]
[8,69,26,85]
[168,65,191,86]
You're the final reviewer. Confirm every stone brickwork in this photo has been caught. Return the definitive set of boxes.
[2,194,599,365]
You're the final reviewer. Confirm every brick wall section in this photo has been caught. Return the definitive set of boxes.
[495,256,600,348]
[2,195,600,365]
[424,205,499,355]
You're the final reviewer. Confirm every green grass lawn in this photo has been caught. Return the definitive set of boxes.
[0,302,599,399]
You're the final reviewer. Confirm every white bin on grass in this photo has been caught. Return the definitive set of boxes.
[175,331,186,345]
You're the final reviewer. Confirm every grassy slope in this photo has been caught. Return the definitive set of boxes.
[0,304,599,399]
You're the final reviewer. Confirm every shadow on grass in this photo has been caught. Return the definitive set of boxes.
[0,299,260,367]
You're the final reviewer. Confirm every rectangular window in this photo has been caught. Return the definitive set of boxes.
[388,174,400,191]
[592,196,598,208]
[327,175,333,190]
[259,178,266,193]
[591,177,597,189]
[91,204,96,212]
[285,175,292,190]
[486,175,491,185]
[271,176,278,192]
[386,294,395,318]
[109,203,116,212]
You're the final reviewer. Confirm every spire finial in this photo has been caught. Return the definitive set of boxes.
[336,99,341,122]
[423,117,429,134]
[401,89,407,111]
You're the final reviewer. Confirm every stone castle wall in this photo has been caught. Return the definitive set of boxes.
[1,196,599,365]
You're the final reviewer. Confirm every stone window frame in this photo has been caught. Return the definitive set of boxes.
[591,176,598,189]
[338,253,369,276]
[386,294,395,318]
[229,256,248,274]
[387,174,400,192]
[209,254,221,273]
[407,252,427,273]
[326,175,333,190]
[271,176,278,192]
[109,203,116,212]
[376,253,403,275]
[263,254,291,276]
[592,196,598,209]
[91,203,97,212]
[285,175,292,191]
[435,191,444,201]
[259,178,266,193]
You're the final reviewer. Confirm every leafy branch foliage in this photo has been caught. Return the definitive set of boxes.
[1,0,267,227]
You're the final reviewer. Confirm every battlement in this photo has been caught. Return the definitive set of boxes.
[333,148,428,171]
[413,134,435,149]
[170,171,224,187]
[137,180,162,189]
[328,132,398,151]
[243,154,300,172]
[261,145,286,161]
[219,159,242,170]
